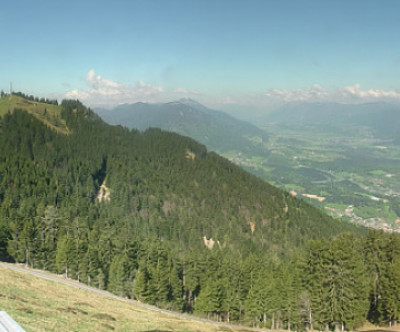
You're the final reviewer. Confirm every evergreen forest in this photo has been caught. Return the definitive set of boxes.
[0,95,400,330]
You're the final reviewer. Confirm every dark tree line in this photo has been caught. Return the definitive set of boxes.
[0,99,399,330]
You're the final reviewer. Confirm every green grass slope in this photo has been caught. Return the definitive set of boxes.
[0,95,69,135]
[0,264,252,332]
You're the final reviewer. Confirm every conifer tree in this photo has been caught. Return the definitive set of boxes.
[133,263,150,301]
[169,265,184,309]
[108,254,133,297]
[56,235,76,277]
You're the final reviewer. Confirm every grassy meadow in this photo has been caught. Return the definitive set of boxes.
[0,95,69,135]
[0,265,250,332]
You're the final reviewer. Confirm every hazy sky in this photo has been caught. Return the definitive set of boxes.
[1,0,400,108]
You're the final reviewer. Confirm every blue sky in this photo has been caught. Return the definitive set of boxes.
[1,0,400,108]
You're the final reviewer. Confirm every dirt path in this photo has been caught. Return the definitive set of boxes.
[0,262,267,332]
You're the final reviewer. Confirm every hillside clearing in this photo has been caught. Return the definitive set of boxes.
[0,96,69,135]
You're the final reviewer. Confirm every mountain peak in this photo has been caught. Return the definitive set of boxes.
[175,98,206,109]
[177,97,197,103]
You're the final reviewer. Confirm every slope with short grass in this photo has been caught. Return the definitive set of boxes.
[0,263,254,332]
[0,95,69,135]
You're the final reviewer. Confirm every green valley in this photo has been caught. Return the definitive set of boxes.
[235,115,400,232]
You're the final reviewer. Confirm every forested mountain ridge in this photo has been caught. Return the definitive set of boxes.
[0,97,357,260]
[1,95,400,330]
[96,98,269,154]
[96,99,400,230]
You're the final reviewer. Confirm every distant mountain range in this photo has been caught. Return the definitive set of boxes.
[96,99,268,154]
[262,102,400,141]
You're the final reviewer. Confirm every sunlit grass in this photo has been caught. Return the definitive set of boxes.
[0,265,244,332]
[0,96,69,135]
